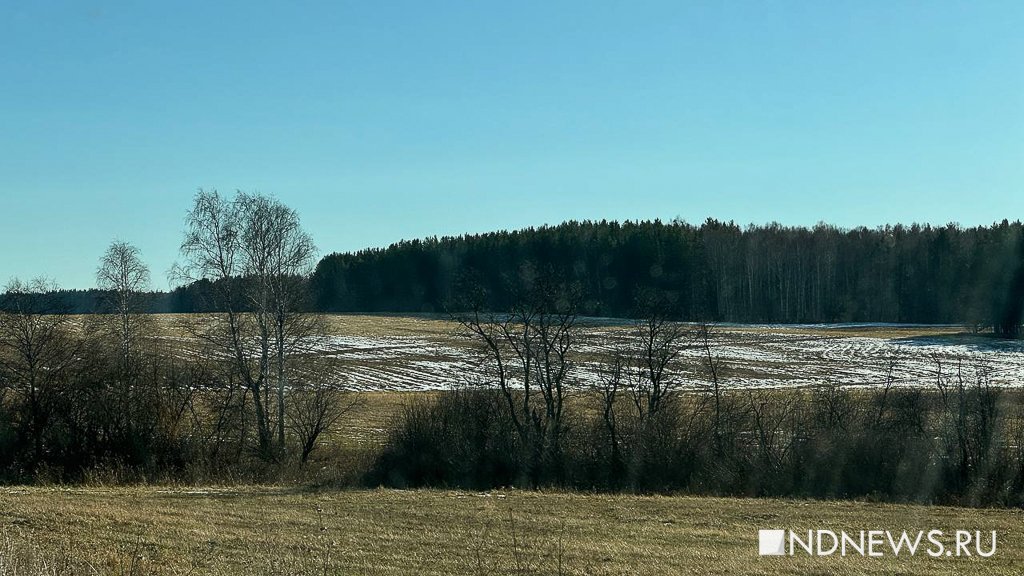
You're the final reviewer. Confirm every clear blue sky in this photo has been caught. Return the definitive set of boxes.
[1,1,1022,289]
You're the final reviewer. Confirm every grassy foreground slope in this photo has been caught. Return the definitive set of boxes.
[1,487,1021,575]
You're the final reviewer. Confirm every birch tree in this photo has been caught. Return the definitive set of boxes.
[96,240,151,368]
[177,189,317,458]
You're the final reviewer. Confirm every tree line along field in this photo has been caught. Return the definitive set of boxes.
[2,486,1023,576]
[38,219,1024,336]
[19,311,1016,501]
[309,219,1024,333]
[54,311,1024,453]
[7,311,1024,472]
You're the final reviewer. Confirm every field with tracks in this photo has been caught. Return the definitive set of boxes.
[148,315,1024,391]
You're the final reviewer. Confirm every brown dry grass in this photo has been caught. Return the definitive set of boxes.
[76,313,969,341]
[1,487,1021,575]
[321,314,457,340]
[334,391,434,448]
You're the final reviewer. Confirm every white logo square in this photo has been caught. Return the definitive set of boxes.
[759,529,786,556]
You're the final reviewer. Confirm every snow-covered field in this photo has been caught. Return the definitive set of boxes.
[307,334,480,391]
[667,329,1024,389]
[299,319,1024,391]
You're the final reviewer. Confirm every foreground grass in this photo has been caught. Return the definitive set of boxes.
[1,487,1021,575]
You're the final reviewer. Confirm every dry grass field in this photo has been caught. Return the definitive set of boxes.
[2,486,1022,575]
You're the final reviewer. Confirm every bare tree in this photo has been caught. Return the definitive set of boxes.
[96,240,151,368]
[176,189,317,459]
[627,297,690,422]
[286,362,359,464]
[934,358,1001,491]
[0,278,79,466]
[698,323,726,454]
[459,276,581,485]
[746,388,801,478]
[595,350,628,479]
[594,294,692,486]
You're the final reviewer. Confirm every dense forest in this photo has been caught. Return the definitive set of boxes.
[25,219,1024,335]
[16,289,177,314]
[311,219,1024,334]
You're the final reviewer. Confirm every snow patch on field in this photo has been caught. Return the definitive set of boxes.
[182,325,1024,391]
[312,335,479,391]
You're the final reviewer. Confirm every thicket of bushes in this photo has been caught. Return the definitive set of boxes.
[370,375,1024,507]
[363,278,1024,507]
[0,351,199,483]
[0,313,353,485]
[4,313,1023,509]
[0,355,359,486]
